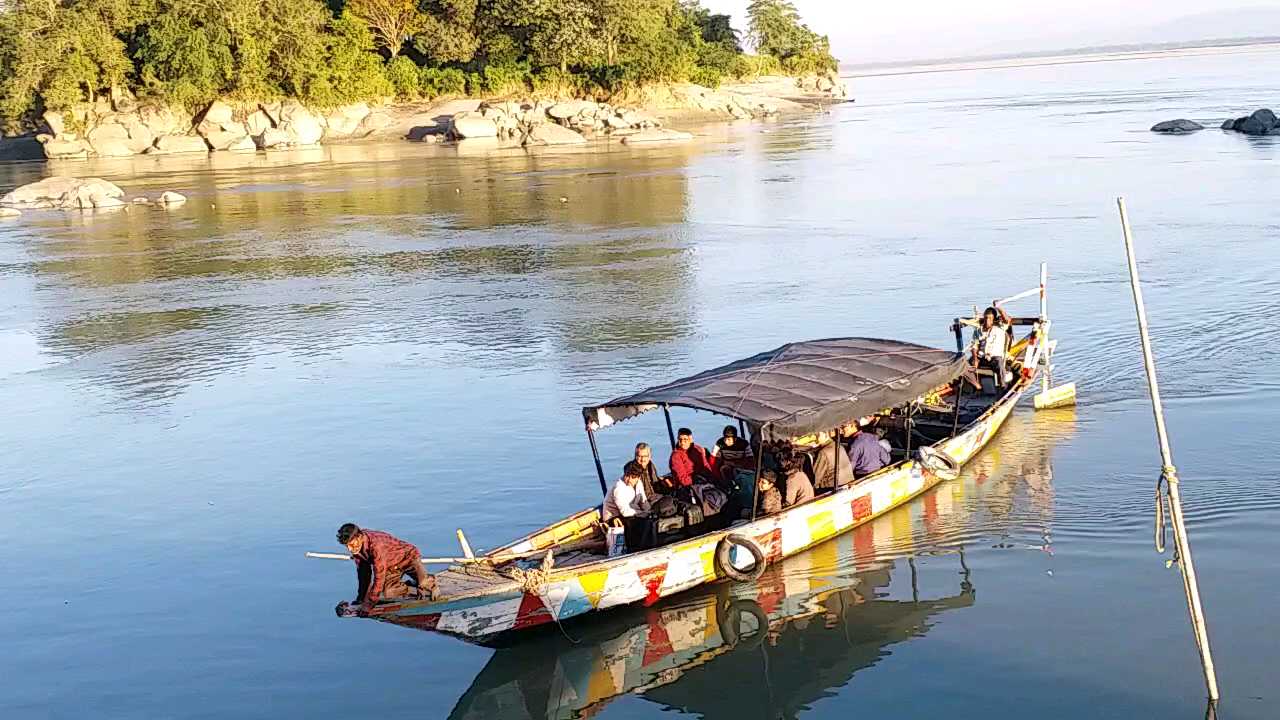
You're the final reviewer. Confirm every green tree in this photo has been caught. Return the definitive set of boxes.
[414,0,480,64]
[746,0,835,71]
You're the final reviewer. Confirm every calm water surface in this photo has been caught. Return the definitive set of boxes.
[3,48,1279,719]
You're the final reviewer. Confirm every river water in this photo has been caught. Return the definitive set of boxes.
[3,46,1279,719]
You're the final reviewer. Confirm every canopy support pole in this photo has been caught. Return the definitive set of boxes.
[750,429,765,521]
[662,403,676,451]
[952,377,965,435]
[904,404,913,458]
[586,425,609,497]
[953,318,964,353]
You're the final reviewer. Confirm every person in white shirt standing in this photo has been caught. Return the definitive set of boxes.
[973,304,1013,388]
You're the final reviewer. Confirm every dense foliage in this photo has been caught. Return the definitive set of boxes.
[0,0,837,129]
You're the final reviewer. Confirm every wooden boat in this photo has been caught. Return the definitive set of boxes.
[354,267,1062,644]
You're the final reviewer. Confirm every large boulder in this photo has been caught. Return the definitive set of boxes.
[150,134,210,154]
[448,112,499,139]
[548,101,591,120]
[202,100,234,127]
[524,123,587,146]
[245,109,273,137]
[42,137,90,159]
[620,128,694,144]
[43,111,68,136]
[256,127,292,149]
[0,176,125,209]
[90,138,136,157]
[354,109,395,137]
[323,102,371,139]
[1237,115,1271,136]
[136,105,189,137]
[225,134,257,152]
[87,123,129,145]
[204,130,251,151]
[1151,119,1204,134]
[279,101,323,146]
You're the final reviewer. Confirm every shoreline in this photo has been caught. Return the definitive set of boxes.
[0,75,848,168]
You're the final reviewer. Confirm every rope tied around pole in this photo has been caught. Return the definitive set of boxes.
[1154,466,1181,565]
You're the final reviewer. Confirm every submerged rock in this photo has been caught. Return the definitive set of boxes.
[1222,108,1278,136]
[0,176,125,209]
[150,134,209,154]
[620,128,694,144]
[158,191,187,205]
[1150,119,1203,133]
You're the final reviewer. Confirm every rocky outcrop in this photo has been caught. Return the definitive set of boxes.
[1151,119,1203,133]
[0,176,125,209]
[1222,108,1280,136]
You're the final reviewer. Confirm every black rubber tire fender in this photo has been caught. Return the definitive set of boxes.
[715,533,767,582]
[718,598,768,649]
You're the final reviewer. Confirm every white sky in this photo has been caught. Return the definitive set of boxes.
[702,1,1280,63]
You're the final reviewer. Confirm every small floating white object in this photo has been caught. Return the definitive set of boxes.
[158,191,187,206]
[131,197,150,205]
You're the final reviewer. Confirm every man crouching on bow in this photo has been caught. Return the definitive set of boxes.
[335,523,437,617]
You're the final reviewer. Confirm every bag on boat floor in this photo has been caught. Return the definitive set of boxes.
[606,525,627,557]
[652,495,681,518]
[692,483,729,517]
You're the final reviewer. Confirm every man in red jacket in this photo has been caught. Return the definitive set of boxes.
[336,523,435,616]
[669,427,718,491]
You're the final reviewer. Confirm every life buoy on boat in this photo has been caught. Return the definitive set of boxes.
[917,445,961,481]
[718,598,768,649]
[715,534,767,582]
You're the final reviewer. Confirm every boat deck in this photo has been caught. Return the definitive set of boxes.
[435,549,606,599]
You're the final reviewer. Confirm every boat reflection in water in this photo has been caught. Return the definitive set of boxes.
[414,409,1074,719]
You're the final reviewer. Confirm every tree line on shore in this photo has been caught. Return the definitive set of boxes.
[0,0,837,132]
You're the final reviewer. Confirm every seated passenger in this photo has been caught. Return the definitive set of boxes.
[756,470,783,515]
[670,427,718,492]
[779,451,815,507]
[713,425,751,459]
[603,465,650,524]
[627,442,664,498]
[812,431,854,491]
[973,304,1013,388]
[846,417,891,478]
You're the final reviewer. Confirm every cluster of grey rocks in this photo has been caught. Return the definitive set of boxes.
[1151,108,1280,136]
[0,177,186,216]
[443,99,700,146]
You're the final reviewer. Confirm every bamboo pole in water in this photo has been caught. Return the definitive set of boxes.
[1117,197,1220,702]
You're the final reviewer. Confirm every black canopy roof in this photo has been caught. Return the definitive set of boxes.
[583,337,966,442]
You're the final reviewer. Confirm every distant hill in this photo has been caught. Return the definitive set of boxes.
[842,5,1280,71]
[1134,6,1280,44]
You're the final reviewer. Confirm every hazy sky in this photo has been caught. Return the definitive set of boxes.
[703,1,1280,63]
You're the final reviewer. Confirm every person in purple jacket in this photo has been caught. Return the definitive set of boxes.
[845,417,891,478]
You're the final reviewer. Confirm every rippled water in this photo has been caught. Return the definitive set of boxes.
[3,47,1279,719]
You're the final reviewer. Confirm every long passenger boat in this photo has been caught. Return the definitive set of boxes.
[348,266,1063,644]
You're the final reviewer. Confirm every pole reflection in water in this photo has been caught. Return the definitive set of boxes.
[388,409,1076,720]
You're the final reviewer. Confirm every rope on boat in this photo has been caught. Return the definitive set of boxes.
[501,549,556,595]
[1155,465,1181,566]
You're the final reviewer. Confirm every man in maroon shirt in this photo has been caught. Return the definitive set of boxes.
[669,428,718,492]
[336,523,435,615]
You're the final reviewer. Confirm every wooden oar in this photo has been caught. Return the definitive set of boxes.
[304,550,476,563]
